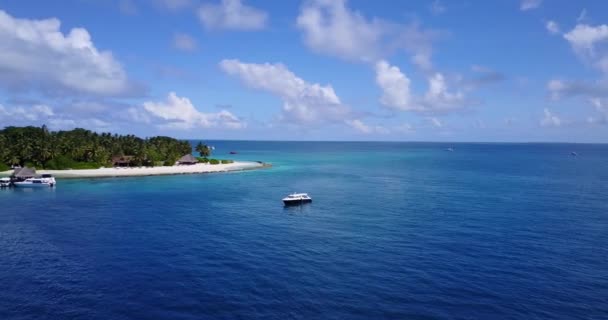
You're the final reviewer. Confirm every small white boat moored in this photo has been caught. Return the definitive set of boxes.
[282,193,312,206]
[0,177,10,188]
[13,174,56,188]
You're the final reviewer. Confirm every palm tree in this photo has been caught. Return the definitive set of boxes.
[195,141,211,158]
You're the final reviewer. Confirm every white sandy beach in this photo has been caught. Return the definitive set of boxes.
[0,161,267,178]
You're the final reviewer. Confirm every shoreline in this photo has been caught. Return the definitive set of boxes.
[0,161,270,179]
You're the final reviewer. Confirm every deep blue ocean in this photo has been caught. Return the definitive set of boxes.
[1,141,607,319]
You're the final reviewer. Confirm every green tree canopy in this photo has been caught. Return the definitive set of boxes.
[0,126,193,169]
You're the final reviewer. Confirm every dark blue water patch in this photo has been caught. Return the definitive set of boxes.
[1,142,608,319]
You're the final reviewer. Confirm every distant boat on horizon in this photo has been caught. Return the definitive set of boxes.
[229,151,238,154]
[446,147,454,152]
[571,151,578,156]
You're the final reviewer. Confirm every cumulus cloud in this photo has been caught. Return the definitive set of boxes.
[540,108,561,127]
[375,60,466,113]
[546,20,560,35]
[198,0,267,31]
[219,59,351,124]
[173,33,197,52]
[564,24,608,72]
[0,10,139,97]
[0,104,54,122]
[375,60,416,111]
[142,92,246,130]
[425,73,465,109]
[0,102,114,131]
[520,0,542,11]
[296,0,385,62]
[296,0,439,67]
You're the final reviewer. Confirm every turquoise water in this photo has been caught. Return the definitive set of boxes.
[1,142,607,319]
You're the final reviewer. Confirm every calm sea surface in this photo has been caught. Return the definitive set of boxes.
[1,142,607,319]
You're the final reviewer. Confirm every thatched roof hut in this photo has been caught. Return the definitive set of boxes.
[12,167,36,179]
[178,154,198,165]
[112,155,134,167]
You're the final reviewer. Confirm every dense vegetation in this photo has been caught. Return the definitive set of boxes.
[0,126,195,169]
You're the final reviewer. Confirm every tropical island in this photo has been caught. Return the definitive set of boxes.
[0,126,266,178]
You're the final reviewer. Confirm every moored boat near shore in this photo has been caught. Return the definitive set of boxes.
[13,174,56,188]
[0,177,10,188]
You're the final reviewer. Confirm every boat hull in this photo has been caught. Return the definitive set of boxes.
[283,199,312,206]
[13,182,54,188]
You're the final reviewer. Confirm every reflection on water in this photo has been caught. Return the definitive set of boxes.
[282,203,313,214]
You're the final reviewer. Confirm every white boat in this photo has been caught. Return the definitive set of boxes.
[13,174,56,188]
[0,177,10,188]
[282,193,312,206]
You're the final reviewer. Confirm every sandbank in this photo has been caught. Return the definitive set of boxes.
[0,161,269,178]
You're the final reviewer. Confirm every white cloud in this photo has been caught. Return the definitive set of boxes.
[520,0,542,11]
[546,20,560,35]
[142,92,245,130]
[375,60,417,111]
[198,0,267,31]
[49,118,111,131]
[375,60,466,113]
[564,24,608,55]
[0,10,137,97]
[425,73,465,109]
[219,59,351,124]
[296,0,438,67]
[345,119,372,134]
[540,108,561,127]
[173,33,197,52]
[429,0,446,15]
[563,24,608,73]
[0,104,54,122]
[344,119,390,134]
[296,0,385,62]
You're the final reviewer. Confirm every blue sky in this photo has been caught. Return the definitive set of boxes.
[0,0,607,142]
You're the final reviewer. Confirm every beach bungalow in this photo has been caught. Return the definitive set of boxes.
[177,154,198,165]
[112,156,134,167]
[12,167,36,180]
